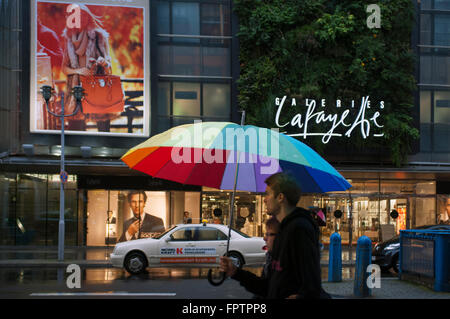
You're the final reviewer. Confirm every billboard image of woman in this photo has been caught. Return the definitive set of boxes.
[30,0,150,136]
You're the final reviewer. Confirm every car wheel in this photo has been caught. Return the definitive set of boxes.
[227,251,244,268]
[124,251,147,275]
[392,255,399,273]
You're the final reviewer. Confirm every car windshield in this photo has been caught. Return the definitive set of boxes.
[153,225,177,239]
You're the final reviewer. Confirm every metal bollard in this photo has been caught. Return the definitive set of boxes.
[328,232,342,282]
[353,236,372,297]
[434,234,450,292]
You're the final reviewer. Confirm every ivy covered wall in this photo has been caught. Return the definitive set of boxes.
[234,0,419,166]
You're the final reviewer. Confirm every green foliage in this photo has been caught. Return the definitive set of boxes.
[234,0,418,166]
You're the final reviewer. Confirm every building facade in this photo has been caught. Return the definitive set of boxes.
[0,0,449,248]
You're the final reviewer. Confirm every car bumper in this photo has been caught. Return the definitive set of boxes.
[372,255,391,269]
[110,253,125,268]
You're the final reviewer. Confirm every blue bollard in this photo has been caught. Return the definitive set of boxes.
[328,232,342,282]
[434,234,450,292]
[353,236,372,297]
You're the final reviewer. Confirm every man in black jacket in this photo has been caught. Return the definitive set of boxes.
[220,172,329,299]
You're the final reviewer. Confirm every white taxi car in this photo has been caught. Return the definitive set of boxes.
[110,223,266,275]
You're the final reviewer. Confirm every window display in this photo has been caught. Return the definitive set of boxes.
[201,188,263,237]
[86,190,168,246]
[85,189,200,246]
[437,195,450,224]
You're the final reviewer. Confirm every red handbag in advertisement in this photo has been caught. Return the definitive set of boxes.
[80,73,125,114]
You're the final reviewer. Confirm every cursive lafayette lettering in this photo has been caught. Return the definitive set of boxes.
[275,96,384,144]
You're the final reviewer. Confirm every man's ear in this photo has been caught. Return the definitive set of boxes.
[276,192,285,203]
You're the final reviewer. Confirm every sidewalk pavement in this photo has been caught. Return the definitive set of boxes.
[1,246,449,298]
[323,278,450,299]
[0,246,114,268]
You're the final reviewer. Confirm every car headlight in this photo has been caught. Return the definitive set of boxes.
[112,245,124,255]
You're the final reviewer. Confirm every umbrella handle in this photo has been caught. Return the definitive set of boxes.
[207,269,226,286]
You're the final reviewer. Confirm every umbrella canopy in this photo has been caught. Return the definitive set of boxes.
[121,122,351,193]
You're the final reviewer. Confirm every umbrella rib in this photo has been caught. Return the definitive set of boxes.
[183,156,199,186]
[281,135,312,168]
[305,166,325,193]
[280,136,343,192]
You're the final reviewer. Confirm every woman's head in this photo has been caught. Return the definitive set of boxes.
[263,216,280,252]
[65,3,103,33]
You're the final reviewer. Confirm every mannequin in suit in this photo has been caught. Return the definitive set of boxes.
[118,191,165,242]
[107,210,116,224]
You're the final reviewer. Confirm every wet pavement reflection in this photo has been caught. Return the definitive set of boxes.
[0,247,114,261]
[0,265,395,285]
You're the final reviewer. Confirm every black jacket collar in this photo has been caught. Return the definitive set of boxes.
[280,207,317,231]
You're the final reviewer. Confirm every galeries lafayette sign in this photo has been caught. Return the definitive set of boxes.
[274,96,385,144]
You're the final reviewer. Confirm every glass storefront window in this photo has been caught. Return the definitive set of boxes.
[173,82,201,116]
[435,0,450,10]
[200,3,230,36]
[202,46,230,77]
[433,91,450,152]
[437,195,450,224]
[309,178,437,245]
[415,197,436,226]
[420,56,450,85]
[86,190,168,246]
[203,83,230,118]
[0,173,79,246]
[201,187,263,237]
[173,46,201,75]
[435,15,450,46]
[434,90,450,124]
[172,2,200,43]
[0,173,17,245]
[156,1,170,34]
[84,190,200,246]
[157,45,172,75]
[158,81,171,116]
[157,42,231,77]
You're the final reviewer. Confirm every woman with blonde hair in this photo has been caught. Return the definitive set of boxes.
[61,3,120,131]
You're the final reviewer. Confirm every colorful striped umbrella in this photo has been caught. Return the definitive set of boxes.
[121,121,352,193]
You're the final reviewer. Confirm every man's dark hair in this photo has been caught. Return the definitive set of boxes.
[264,172,301,206]
[127,191,147,203]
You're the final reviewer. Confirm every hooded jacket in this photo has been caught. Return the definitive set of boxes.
[232,207,327,299]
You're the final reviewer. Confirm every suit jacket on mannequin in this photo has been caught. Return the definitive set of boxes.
[118,213,165,242]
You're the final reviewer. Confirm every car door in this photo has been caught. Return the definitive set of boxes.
[192,226,228,265]
[158,226,197,265]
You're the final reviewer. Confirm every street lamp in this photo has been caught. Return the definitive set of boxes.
[40,85,84,261]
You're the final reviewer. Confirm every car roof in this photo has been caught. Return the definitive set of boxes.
[175,223,227,227]
[172,223,247,236]
[172,223,232,231]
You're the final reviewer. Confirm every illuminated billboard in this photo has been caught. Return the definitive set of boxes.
[30,0,150,137]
